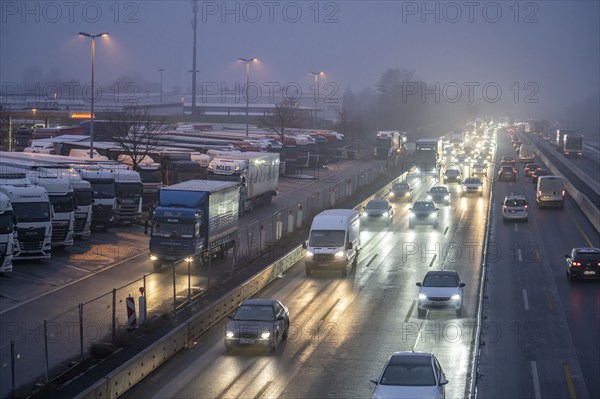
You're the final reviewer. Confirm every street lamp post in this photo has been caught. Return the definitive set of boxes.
[158,68,165,103]
[309,71,324,128]
[238,58,258,137]
[79,31,108,159]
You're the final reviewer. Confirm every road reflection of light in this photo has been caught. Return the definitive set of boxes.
[460,197,468,211]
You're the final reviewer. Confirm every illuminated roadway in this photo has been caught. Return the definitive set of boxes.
[123,159,489,398]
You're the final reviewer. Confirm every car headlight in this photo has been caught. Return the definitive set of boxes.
[410,212,415,217]
[405,192,410,196]
[261,331,271,339]
[390,192,395,197]
[150,255,158,261]
[427,195,432,200]
[306,251,313,258]
[451,294,461,301]
[418,294,427,300]
[226,330,235,338]
[382,212,389,216]
[335,251,345,258]
[478,186,482,191]
[444,195,449,200]
[429,213,436,217]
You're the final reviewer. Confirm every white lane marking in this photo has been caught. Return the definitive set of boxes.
[530,361,542,399]
[523,289,529,310]
[514,224,518,232]
[517,248,523,262]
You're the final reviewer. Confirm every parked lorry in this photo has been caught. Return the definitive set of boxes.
[73,167,116,231]
[206,152,279,215]
[147,180,239,270]
[98,165,143,225]
[562,134,584,158]
[0,192,15,272]
[0,174,53,260]
[374,131,402,159]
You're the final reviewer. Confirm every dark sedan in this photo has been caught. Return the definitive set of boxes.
[498,166,517,182]
[565,248,600,281]
[409,200,439,229]
[390,182,413,201]
[532,168,550,183]
[224,299,289,352]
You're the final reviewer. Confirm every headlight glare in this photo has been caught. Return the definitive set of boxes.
[418,294,427,300]
[451,294,461,301]
[306,251,313,258]
[261,331,271,339]
[150,255,158,261]
[226,331,234,338]
[335,251,345,258]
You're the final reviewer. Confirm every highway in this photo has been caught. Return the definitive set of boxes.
[122,155,489,398]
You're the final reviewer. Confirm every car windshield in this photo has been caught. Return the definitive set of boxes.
[505,199,526,206]
[309,230,345,247]
[380,363,436,387]
[393,184,408,190]
[413,202,435,211]
[423,274,459,287]
[464,178,480,184]
[574,253,600,261]
[367,201,388,210]
[446,170,459,176]
[430,187,447,193]
[234,305,275,321]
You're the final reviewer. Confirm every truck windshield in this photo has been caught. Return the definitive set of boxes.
[309,230,345,247]
[152,222,194,238]
[0,213,12,234]
[50,194,75,213]
[91,183,115,199]
[138,169,162,183]
[12,202,51,223]
[116,183,142,198]
[74,190,92,206]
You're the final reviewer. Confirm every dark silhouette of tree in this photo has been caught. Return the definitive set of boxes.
[258,99,307,158]
[103,106,168,170]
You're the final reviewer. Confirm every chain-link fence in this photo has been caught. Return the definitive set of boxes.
[0,160,389,398]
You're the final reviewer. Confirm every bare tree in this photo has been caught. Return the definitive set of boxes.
[258,99,307,161]
[103,106,168,170]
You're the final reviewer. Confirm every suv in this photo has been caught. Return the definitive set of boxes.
[502,194,528,221]
[443,168,461,183]
[565,248,600,281]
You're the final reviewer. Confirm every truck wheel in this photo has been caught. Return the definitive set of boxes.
[305,266,313,276]
[341,266,348,278]
[153,262,161,272]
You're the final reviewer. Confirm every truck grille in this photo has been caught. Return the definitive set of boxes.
[93,205,114,218]
[51,221,70,243]
[315,253,336,262]
[18,227,45,241]
[20,240,44,252]
[74,215,87,234]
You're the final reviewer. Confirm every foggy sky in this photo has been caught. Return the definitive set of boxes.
[1,1,599,120]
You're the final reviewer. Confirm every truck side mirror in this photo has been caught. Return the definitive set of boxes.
[346,242,353,250]
[302,241,307,249]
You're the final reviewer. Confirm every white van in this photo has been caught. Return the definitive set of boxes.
[303,209,361,277]
[537,176,565,208]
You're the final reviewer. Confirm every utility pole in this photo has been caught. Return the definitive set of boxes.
[191,0,198,116]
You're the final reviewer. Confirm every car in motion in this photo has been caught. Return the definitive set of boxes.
[472,162,487,175]
[427,186,451,205]
[370,351,448,399]
[443,168,461,184]
[524,162,541,178]
[390,182,413,201]
[416,270,465,318]
[565,248,600,281]
[362,199,394,225]
[409,200,439,229]
[461,177,483,196]
[500,156,516,166]
[502,194,529,221]
[224,298,289,352]
[498,165,517,182]
[531,168,550,183]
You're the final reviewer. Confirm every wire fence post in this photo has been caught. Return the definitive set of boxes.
[143,274,147,322]
[78,303,84,363]
[44,320,49,382]
[10,340,15,395]
[112,288,117,342]
[172,263,177,315]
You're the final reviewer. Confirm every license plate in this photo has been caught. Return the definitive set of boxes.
[239,338,255,344]
[165,256,177,260]
[583,271,596,275]
[542,196,550,199]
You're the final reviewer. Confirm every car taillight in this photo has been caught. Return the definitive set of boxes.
[538,190,541,197]
[572,261,581,267]
[562,190,565,196]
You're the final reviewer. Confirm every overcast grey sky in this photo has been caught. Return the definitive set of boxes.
[1,1,599,119]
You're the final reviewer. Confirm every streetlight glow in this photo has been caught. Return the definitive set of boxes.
[79,31,109,159]
[238,58,258,137]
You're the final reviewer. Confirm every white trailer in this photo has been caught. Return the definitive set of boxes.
[207,152,279,215]
[0,193,15,272]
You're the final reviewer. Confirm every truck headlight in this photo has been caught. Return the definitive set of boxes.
[451,294,461,301]
[335,251,345,258]
[226,330,235,338]
[261,331,271,339]
[306,251,313,258]
[418,294,427,300]
[150,255,158,261]
[427,195,432,200]
[410,212,415,217]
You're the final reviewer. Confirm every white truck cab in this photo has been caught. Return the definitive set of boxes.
[303,209,361,277]
[0,193,15,272]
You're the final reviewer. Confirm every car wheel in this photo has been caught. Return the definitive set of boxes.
[305,266,313,276]
[271,333,279,352]
[417,308,426,319]
[282,320,289,339]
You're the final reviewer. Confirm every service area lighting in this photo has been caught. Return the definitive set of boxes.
[238,58,258,137]
[309,71,324,128]
[79,31,109,159]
